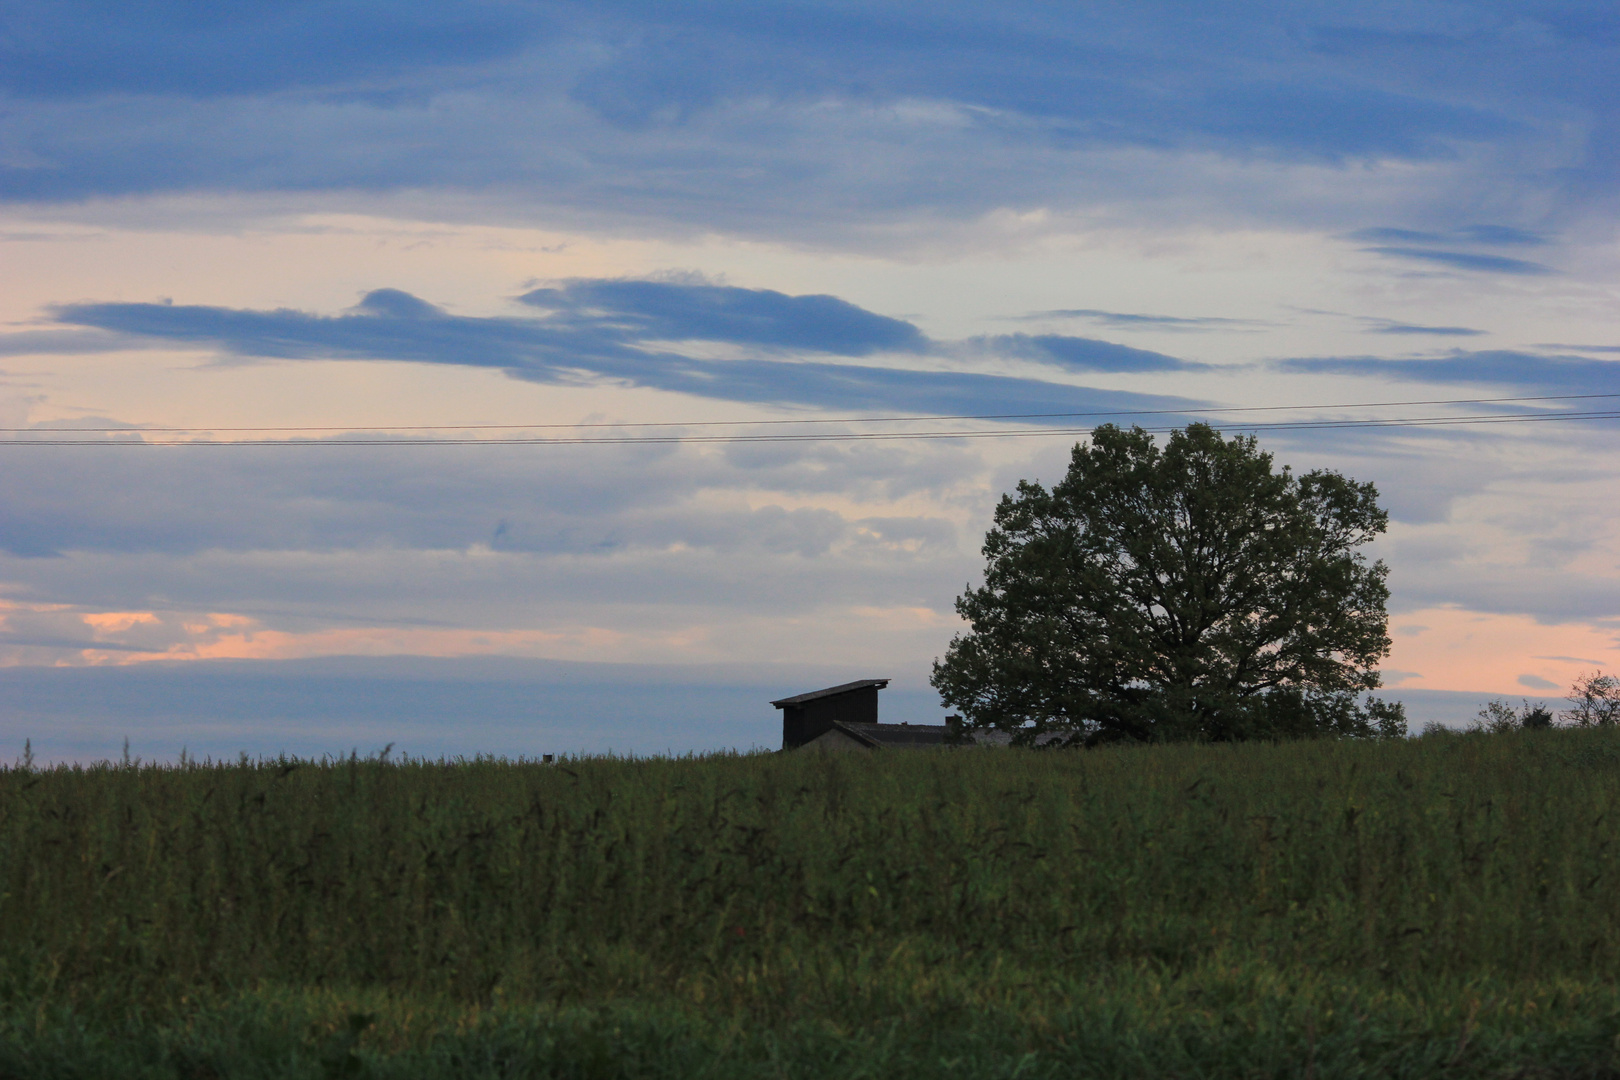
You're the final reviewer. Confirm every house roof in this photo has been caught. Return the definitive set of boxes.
[834,722,950,748]
[770,678,890,708]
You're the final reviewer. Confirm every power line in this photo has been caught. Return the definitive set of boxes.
[4,408,1620,447]
[6,391,1620,435]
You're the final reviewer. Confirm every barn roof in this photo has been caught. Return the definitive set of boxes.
[836,721,950,748]
[770,678,890,708]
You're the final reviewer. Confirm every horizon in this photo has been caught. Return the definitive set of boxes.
[0,654,1573,765]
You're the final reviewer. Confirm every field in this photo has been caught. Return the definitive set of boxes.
[4,729,1620,1078]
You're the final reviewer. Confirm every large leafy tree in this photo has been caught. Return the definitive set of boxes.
[933,424,1404,744]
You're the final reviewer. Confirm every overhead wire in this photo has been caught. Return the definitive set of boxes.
[1,392,1617,447]
[3,409,1620,446]
[4,391,1620,436]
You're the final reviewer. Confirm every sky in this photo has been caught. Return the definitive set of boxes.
[1,1,1618,760]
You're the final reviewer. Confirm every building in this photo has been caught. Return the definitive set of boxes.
[771,679,953,751]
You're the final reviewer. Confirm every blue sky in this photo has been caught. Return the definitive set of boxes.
[0,1,1617,760]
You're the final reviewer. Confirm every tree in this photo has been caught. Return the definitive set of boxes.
[1563,671,1620,727]
[1471,699,1554,733]
[932,423,1404,745]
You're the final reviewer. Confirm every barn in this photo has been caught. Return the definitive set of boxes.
[771,679,953,751]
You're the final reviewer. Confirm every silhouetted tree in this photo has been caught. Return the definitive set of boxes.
[1472,699,1554,732]
[1564,671,1620,727]
[932,423,1404,745]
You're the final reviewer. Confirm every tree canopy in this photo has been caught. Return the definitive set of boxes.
[932,424,1404,745]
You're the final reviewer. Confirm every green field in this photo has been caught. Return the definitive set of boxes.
[4,729,1620,1078]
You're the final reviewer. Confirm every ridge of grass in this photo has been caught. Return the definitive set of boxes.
[4,728,1619,1076]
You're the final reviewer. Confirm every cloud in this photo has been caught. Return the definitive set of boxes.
[1017,309,1265,331]
[1383,495,1620,627]
[1359,318,1484,337]
[0,329,142,356]
[1347,221,1558,276]
[7,4,1620,698]
[1535,344,1620,354]
[1348,225,1547,247]
[1517,673,1559,690]
[981,334,1204,374]
[0,1,544,99]
[1,5,1524,158]
[1349,228,1450,245]
[1360,247,1556,275]
[45,284,1200,416]
[1456,225,1547,246]
[0,430,979,561]
[0,429,998,675]
[0,3,1611,243]
[515,279,928,355]
[1276,350,1620,394]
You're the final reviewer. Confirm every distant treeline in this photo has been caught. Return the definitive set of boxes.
[3,731,1620,1077]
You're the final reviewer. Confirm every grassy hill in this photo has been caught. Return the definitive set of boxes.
[4,729,1620,1077]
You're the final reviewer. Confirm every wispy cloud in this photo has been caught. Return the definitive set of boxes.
[0,329,141,356]
[515,279,929,356]
[1015,309,1266,332]
[1360,247,1555,275]
[1456,225,1548,247]
[0,0,539,99]
[45,282,1201,417]
[1348,228,1449,245]
[1359,317,1485,337]
[1347,221,1558,276]
[1348,225,1548,248]
[976,334,1209,374]
[0,3,1610,244]
[1277,350,1620,394]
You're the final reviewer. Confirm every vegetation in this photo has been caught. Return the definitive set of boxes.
[5,728,1620,1076]
[1467,699,1555,733]
[1465,670,1620,735]
[933,424,1404,746]
[1565,671,1620,727]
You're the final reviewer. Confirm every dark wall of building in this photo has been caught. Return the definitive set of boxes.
[782,686,880,748]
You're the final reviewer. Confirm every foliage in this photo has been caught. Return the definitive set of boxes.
[1462,671,1620,736]
[1471,698,1555,733]
[932,424,1401,745]
[5,731,1620,1077]
[1465,673,1620,736]
[6,978,1620,1080]
[1564,670,1620,727]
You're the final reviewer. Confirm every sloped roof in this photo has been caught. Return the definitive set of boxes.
[770,678,890,708]
[835,722,950,748]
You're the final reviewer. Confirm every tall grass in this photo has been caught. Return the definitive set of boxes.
[3,730,1620,1075]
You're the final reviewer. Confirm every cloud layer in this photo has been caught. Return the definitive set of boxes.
[2,2,1614,244]
[1280,351,1620,395]
[47,281,1201,415]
